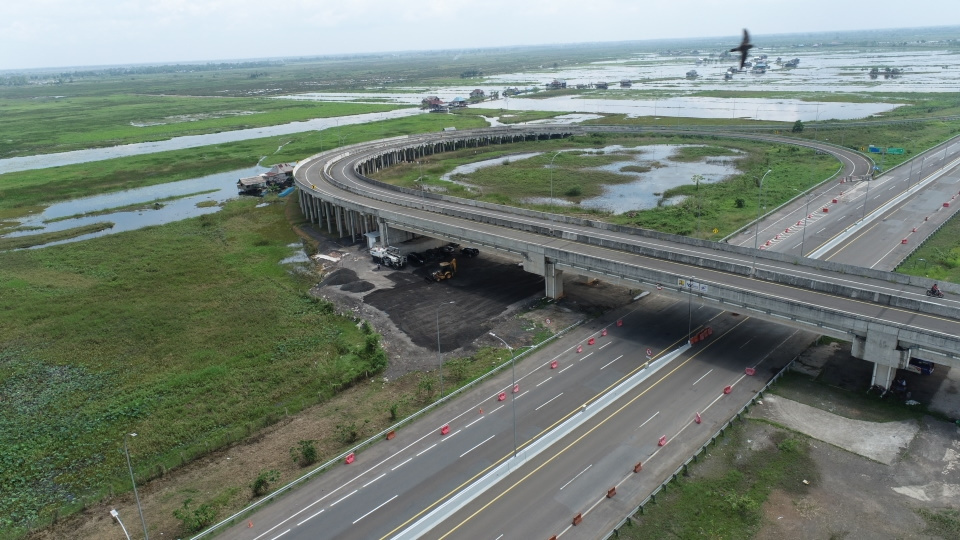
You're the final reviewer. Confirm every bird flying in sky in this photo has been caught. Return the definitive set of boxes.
[731,29,753,70]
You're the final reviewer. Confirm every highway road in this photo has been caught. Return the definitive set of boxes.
[430,315,809,540]
[298,141,960,338]
[223,127,960,540]
[224,296,738,540]
[728,135,960,269]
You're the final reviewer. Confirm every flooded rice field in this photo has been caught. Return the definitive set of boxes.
[3,165,268,249]
[0,108,421,175]
[441,144,740,214]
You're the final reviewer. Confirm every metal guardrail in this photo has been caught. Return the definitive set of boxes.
[599,355,798,540]
[393,343,691,539]
[190,318,584,539]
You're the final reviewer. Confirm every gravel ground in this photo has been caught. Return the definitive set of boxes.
[309,234,636,379]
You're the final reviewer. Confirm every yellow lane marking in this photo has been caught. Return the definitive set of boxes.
[377,331,692,540]
[437,317,751,539]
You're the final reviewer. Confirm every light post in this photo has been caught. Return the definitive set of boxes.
[861,166,875,222]
[800,189,813,257]
[693,174,703,238]
[489,332,517,457]
[123,433,148,540]
[548,151,562,200]
[110,509,131,540]
[436,301,455,398]
[687,277,695,343]
[752,169,773,276]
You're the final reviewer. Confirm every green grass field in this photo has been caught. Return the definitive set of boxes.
[0,197,391,532]
[0,96,402,158]
[618,421,816,540]
[371,132,840,240]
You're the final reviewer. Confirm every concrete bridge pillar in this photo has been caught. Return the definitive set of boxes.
[852,325,911,389]
[378,218,389,247]
[545,260,564,299]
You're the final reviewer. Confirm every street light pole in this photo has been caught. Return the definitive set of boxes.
[752,169,773,276]
[548,151,562,200]
[124,433,148,540]
[110,509,132,540]
[436,301,454,398]
[489,332,517,457]
[687,277,694,343]
[800,190,813,257]
[694,175,702,238]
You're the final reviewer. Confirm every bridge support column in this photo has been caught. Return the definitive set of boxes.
[378,218,389,247]
[852,326,910,389]
[871,362,897,390]
[545,261,564,299]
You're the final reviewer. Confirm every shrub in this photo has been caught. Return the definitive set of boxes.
[173,498,217,533]
[389,403,399,421]
[251,469,280,498]
[290,440,318,467]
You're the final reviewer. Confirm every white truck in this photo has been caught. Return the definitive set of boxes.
[370,246,407,269]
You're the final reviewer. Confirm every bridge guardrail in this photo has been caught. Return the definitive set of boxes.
[300,126,955,298]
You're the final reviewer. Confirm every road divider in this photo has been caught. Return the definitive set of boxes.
[391,343,691,539]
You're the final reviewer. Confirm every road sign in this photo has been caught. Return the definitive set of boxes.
[712,227,719,234]
[646,348,653,356]
[887,148,904,154]
[868,146,881,153]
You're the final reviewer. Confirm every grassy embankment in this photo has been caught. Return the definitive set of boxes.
[0,111,524,537]
[0,192,552,537]
[897,212,960,285]
[370,132,839,240]
[0,96,402,158]
[616,421,816,539]
[0,112,490,238]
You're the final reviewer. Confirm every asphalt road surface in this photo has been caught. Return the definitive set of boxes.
[225,129,960,540]
[729,135,960,268]
[225,295,739,540]
[431,316,810,540]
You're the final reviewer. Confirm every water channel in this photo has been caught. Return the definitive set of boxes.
[4,165,268,249]
[440,144,741,214]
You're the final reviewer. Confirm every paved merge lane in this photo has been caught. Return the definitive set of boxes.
[227,129,960,540]
[430,316,808,539]
[226,297,713,540]
[729,135,960,264]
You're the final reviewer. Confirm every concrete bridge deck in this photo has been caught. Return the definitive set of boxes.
[294,125,960,383]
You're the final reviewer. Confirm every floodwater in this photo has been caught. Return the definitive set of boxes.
[443,144,740,214]
[3,165,267,249]
[283,49,960,122]
[4,49,956,176]
[482,49,960,93]
[441,152,543,181]
[577,145,740,213]
[0,108,421,175]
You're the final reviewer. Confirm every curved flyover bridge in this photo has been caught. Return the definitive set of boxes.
[295,125,960,387]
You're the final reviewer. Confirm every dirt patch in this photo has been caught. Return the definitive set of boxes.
[754,395,919,465]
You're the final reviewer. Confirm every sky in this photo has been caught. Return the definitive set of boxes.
[1,0,956,71]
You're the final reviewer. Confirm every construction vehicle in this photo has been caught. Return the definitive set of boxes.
[429,258,457,282]
[370,246,407,269]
